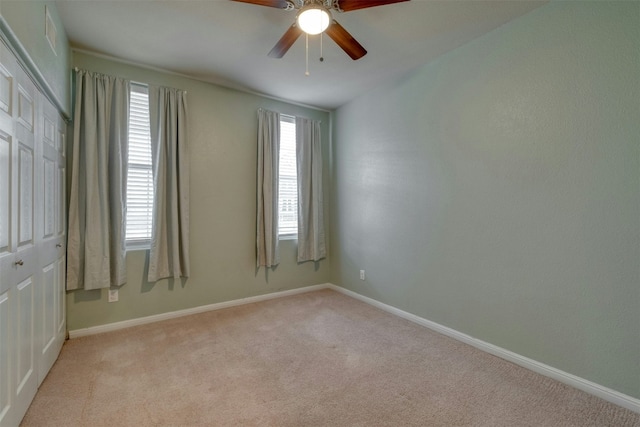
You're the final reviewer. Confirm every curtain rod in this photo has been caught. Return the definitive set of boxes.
[73,67,186,94]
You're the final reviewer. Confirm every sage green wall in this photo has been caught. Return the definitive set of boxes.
[68,52,331,331]
[330,1,639,399]
[0,0,71,114]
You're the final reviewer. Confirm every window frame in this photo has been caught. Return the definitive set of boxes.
[125,83,154,250]
[278,114,297,240]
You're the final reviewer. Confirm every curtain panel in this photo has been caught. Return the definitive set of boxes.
[148,86,190,282]
[256,108,280,267]
[296,117,326,262]
[67,70,130,290]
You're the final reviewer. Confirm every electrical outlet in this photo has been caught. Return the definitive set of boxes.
[108,289,119,303]
[359,270,366,280]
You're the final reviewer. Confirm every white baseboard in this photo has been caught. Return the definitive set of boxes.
[326,283,640,414]
[68,284,329,339]
[68,281,639,414]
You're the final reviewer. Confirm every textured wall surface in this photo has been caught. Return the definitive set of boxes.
[331,1,639,398]
[0,1,71,114]
[67,52,331,330]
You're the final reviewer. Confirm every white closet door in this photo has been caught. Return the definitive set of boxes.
[0,38,66,427]
[11,55,40,427]
[0,37,16,427]
[38,99,65,383]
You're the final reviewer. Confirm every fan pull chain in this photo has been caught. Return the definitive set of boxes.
[320,32,324,62]
[305,33,310,76]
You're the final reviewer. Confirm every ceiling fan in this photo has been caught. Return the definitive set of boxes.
[231,0,409,60]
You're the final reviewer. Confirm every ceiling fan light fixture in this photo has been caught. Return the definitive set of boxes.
[297,5,331,35]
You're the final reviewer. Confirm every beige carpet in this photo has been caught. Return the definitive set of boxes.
[22,289,639,426]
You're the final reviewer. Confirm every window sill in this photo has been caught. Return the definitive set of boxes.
[126,241,150,252]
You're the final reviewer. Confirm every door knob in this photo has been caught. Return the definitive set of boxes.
[15,260,24,266]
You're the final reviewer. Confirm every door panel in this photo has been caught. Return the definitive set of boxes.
[43,158,55,239]
[57,165,65,238]
[38,262,56,385]
[0,64,11,115]
[43,117,55,149]
[0,132,11,295]
[14,276,36,417]
[56,256,65,335]
[41,263,55,353]
[16,88,33,134]
[0,290,12,427]
[17,145,33,247]
[57,128,65,157]
[0,134,10,252]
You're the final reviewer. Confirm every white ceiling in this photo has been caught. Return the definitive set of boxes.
[55,0,546,110]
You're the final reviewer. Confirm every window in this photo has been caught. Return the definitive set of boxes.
[278,115,297,238]
[125,84,154,247]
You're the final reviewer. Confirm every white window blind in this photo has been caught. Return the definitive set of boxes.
[126,84,154,245]
[278,115,297,238]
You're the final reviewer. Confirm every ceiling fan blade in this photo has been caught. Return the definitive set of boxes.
[337,0,409,12]
[230,0,291,9]
[268,24,303,58]
[325,20,367,60]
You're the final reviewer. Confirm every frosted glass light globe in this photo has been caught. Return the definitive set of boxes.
[297,6,331,35]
